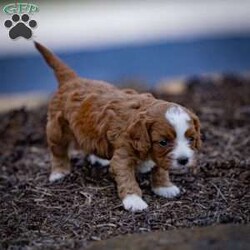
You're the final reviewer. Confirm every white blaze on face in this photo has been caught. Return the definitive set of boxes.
[165,106,194,168]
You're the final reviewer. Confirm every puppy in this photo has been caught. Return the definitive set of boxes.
[35,42,201,212]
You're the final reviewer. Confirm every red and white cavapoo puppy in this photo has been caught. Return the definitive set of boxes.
[35,42,202,212]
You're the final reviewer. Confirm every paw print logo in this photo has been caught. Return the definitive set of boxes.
[4,14,37,39]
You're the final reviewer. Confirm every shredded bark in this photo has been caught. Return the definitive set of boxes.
[0,74,249,249]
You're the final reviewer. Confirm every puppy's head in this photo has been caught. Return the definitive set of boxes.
[128,103,201,172]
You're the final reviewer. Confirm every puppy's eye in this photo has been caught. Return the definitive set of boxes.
[188,137,195,143]
[159,140,168,147]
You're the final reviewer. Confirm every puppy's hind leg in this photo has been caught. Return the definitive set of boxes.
[47,113,71,182]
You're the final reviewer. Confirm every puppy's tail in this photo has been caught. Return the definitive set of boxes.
[34,41,77,87]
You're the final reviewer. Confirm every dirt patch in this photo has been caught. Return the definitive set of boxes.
[0,75,249,249]
[86,224,250,250]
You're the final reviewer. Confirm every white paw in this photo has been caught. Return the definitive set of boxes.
[49,171,68,182]
[88,154,110,167]
[152,185,180,198]
[122,194,148,212]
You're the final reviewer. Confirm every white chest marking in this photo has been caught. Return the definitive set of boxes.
[88,154,110,166]
[138,160,155,173]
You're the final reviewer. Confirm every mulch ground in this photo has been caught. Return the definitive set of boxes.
[0,75,249,249]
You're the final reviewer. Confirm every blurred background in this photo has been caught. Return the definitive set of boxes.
[0,0,250,107]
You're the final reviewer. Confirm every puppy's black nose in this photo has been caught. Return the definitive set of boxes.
[177,157,189,165]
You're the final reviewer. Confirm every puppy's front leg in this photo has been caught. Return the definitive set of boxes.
[151,166,180,198]
[110,149,148,212]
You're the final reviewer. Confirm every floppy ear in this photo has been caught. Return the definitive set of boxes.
[192,114,202,150]
[128,114,151,154]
